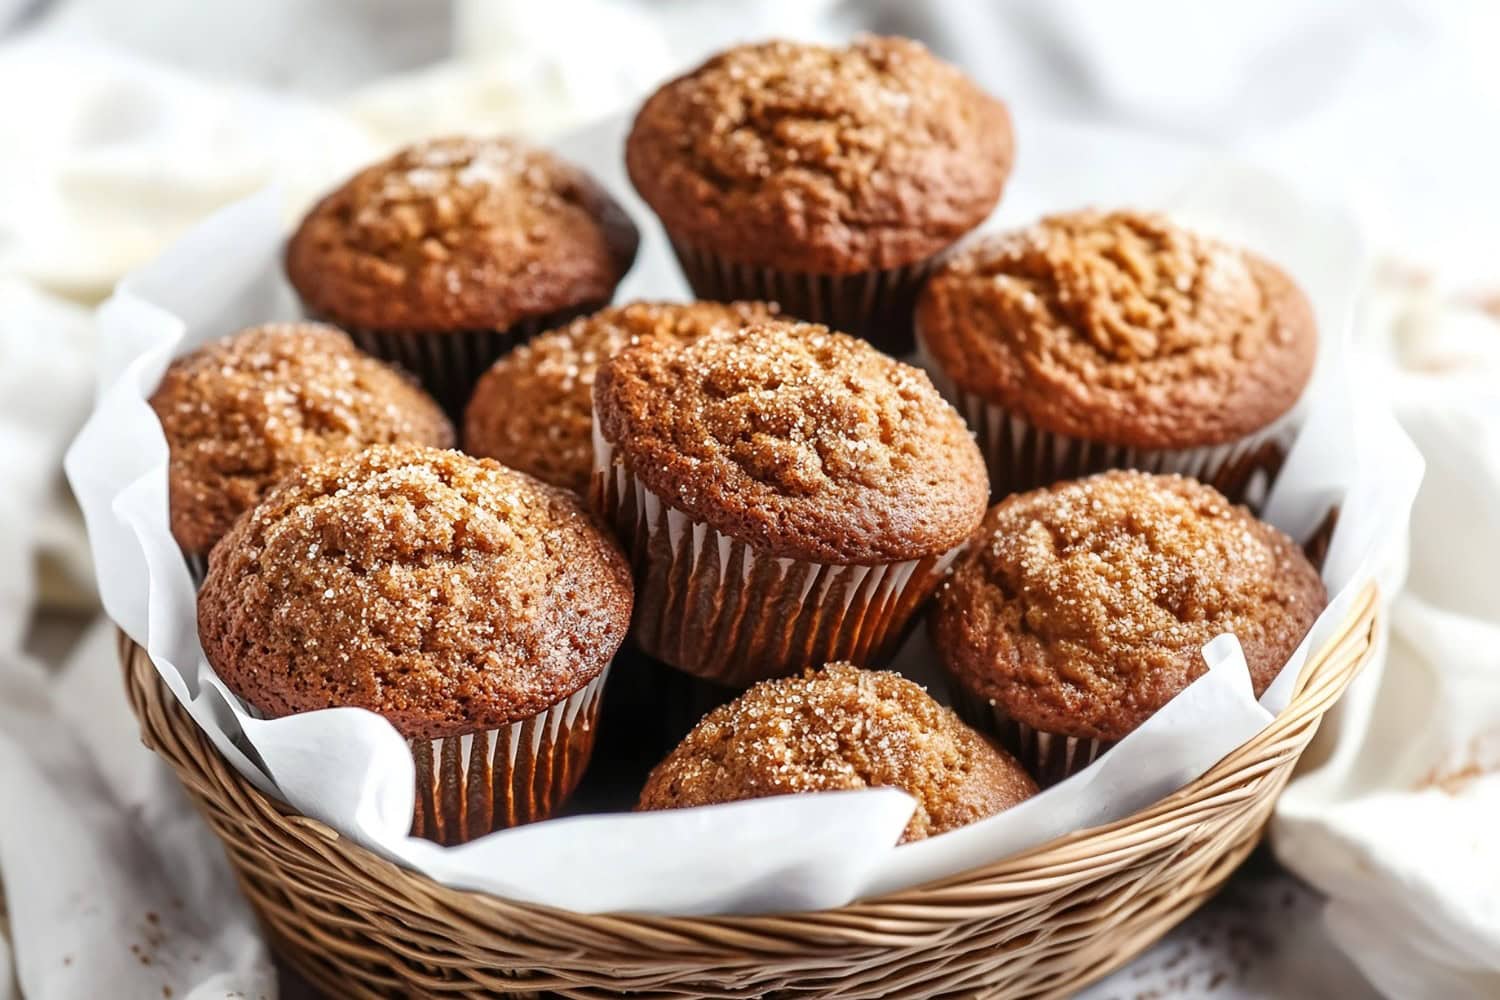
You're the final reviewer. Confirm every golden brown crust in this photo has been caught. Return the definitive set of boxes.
[917,210,1318,448]
[637,663,1037,842]
[626,35,1012,274]
[593,319,989,564]
[197,444,633,740]
[149,323,453,556]
[930,471,1327,742]
[286,136,638,334]
[463,300,777,493]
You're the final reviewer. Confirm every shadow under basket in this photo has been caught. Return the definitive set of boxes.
[118,583,1378,1000]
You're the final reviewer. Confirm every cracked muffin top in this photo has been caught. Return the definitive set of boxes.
[197,444,632,740]
[637,663,1037,843]
[150,323,453,556]
[626,35,1013,273]
[916,209,1317,448]
[464,300,776,493]
[286,136,638,334]
[592,319,989,564]
[930,471,1327,743]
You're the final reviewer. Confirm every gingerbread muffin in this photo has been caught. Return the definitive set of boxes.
[638,663,1037,843]
[286,136,639,414]
[197,444,633,844]
[916,209,1318,504]
[929,470,1327,783]
[627,36,1013,354]
[464,300,776,493]
[592,319,988,685]
[149,322,452,580]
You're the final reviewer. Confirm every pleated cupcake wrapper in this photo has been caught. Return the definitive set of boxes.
[914,328,1297,509]
[951,687,1114,787]
[239,666,608,847]
[306,302,601,419]
[592,426,960,687]
[667,239,931,356]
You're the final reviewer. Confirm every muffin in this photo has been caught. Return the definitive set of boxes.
[197,444,633,844]
[286,136,639,414]
[149,322,453,581]
[592,319,988,685]
[464,300,776,493]
[916,209,1318,506]
[626,36,1012,355]
[638,663,1037,843]
[929,470,1327,784]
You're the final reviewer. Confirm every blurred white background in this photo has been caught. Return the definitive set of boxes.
[0,3,1497,999]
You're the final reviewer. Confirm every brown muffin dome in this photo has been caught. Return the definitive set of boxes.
[637,663,1037,843]
[286,136,638,334]
[593,319,989,564]
[464,300,776,493]
[149,323,453,556]
[930,471,1327,743]
[197,444,632,740]
[626,35,1013,274]
[917,209,1318,448]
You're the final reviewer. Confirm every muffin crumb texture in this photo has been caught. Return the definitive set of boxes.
[464,300,776,492]
[594,319,988,563]
[197,444,632,740]
[150,323,453,555]
[917,209,1317,447]
[638,663,1037,842]
[627,35,1012,272]
[286,136,638,333]
[932,471,1327,741]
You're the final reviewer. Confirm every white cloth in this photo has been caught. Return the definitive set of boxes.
[1,2,1498,998]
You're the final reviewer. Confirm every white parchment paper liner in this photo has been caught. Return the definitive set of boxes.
[236,667,606,844]
[591,423,958,686]
[64,115,1424,917]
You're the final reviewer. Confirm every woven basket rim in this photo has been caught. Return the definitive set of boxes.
[119,581,1378,930]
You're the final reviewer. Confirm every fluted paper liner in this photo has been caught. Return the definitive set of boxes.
[241,667,608,847]
[668,239,931,356]
[592,421,960,686]
[915,325,1297,509]
[316,303,601,418]
[951,687,1112,787]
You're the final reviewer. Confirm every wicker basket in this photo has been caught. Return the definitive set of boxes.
[119,582,1377,1000]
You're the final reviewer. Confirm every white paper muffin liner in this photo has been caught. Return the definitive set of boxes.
[668,239,932,356]
[950,687,1113,787]
[591,423,961,686]
[914,326,1299,509]
[241,666,609,846]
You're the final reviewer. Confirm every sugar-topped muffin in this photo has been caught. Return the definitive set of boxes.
[916,210,1318,502]
[285,136,639,412]
[930,470,1326,781]
[626,36,1013,352]
[464,300,776,493]
[197,444,633,842]
[592,319,988,684]
[638,663,1037,843]
[149,322,452,569]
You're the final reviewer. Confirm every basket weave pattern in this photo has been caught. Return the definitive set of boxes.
[120,582,1377,1000]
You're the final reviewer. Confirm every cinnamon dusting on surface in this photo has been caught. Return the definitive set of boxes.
[638,663,1036,842]
[150,323,453,555]
[931,471,1326,742]
[197,444,632,739]
[594,319,987,563]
